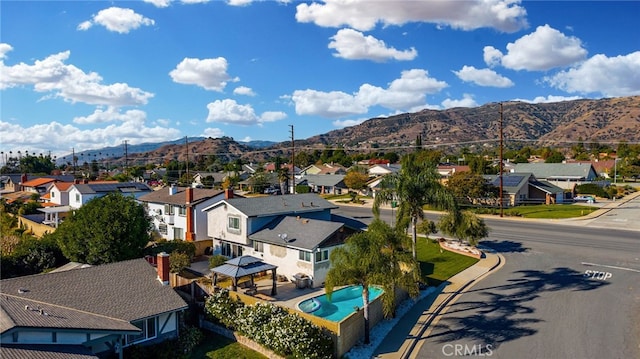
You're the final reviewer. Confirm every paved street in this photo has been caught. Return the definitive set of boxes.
[336,191,640,359]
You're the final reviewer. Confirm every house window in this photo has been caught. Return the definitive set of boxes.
[164,204,175,215]
[315,249,329,263]
[178,207,186,216]
[221,242,243,258]
[75,193,80,202]
[51,192,55,198]
[299,250,311,262]
[227,216,241,233]
[125,317,157,346]
[253,241,264,253]
[173,227,184,240]
[158,224,167,235]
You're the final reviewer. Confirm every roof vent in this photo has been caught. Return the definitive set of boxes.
[18,288,29,294]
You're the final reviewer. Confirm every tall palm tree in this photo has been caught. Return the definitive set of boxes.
[325,219,420,343]
[373,153,459,259]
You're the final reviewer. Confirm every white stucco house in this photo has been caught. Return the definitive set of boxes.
[202,193,366,288]
[67,181,152,209]
[138,186,232,254]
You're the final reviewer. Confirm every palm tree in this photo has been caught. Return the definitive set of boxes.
[373,152,459,259]
[325,219,420,343]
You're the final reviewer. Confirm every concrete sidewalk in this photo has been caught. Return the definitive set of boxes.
[372,250,505,359]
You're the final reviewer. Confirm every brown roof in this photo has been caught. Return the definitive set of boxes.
[21,178,56,187]
[138,186,224,206]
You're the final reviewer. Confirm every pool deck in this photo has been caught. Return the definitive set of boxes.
[250,277,326,309]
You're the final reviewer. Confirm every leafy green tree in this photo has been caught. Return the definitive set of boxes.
[53,192,152,265]
[344,169,369,193]
[446,171,499,205]
[1,236,66,279]
[169,251,191,273]
[438,210,489,246]
[373,152,459,259]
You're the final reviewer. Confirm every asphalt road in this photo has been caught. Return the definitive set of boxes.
[333,202,640,359]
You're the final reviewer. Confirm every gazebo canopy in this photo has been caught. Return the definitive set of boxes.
[210,255,279,296]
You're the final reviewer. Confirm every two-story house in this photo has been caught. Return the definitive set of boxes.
[138,186,229,255]
[67,181,152,209]
[0,253,187,359]
[202,193,365,287]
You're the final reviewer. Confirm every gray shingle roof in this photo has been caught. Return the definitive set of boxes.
[209,193,337,217]
[138,186,224,206]
[210,256,277,278]
[0,344,98,359]
[1,259,187,334]
[249,216,343,251]
[513,162,596,180]
[297,174,346,187]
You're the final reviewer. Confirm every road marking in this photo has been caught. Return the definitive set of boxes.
[582,262,640,273]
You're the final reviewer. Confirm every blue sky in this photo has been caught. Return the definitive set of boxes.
[2,0,639,159]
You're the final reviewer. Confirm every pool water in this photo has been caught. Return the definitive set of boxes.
[298,285,384,322]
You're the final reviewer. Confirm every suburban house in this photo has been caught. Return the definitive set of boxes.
[296,174,347,195]
[138,186,230,254]
[512,162,599,190]
[299,163,348,176]
[368,163,402,177]
[67,181,152,209]
[202,193,365,287]
[0,174,74,193]
[565,159,617,179]
[437,164,470,182]
[0,253,188,359]
[484,172,566,206]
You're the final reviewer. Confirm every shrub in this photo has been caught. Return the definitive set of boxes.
[169,251,191,274]
[208,254,228,269]
[204,289,333,359]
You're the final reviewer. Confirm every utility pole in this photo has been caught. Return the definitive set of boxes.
[123,140,128,177]
[72,147,76,174]
[290,125,295,194]
[499,103,504,218]
[185,136,189,181]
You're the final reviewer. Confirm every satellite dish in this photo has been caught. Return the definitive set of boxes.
[278,233,288,242]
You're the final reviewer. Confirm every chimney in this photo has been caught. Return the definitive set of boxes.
[169,184,177,196]
[74,179,81,184]
[157,252,170,285]
[20,173,28,184]
[224,188,234,199]
[185,188,195,242]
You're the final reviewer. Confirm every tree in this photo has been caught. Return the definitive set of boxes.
[344,169,369,193]
[53,192,152,265]
[325,220,419,344]
[373,152,459,259]
[438,210,489,246]
[446,171,499,205]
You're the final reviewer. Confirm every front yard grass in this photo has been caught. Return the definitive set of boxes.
[416,237,479,286]
[502,204,598,219]
[189,331,267,359]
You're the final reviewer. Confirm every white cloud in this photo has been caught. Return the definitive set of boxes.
[292,90,368,118]
[483,46,503,67]
[454,65,514,87]
[500,24,588,71]
[202,127,225,138]
[170,57,238,91]
[233,86,256,96]
[441,94,478,109]
[205,99,286,125]
[0,43,13,59]
[0,116,180,157]
[291,69,447,118]
[143,0,172,8]
[332,118,367,128]
[227,0,253,6]
[329,28,417,62]
[78,7,155,34]
[296,0,528,32]
[73,106,147,124]
[521,95,583,104]
[0,50,153,106]
[239,136,253,142]
[544,52,640,97]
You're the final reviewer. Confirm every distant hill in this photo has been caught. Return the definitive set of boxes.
[68,96,640,166]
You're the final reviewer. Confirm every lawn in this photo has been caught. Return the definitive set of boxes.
[416,237,479,286]
[502,204,598,219]
[189,332,267,359]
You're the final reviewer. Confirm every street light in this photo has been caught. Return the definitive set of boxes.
[614,158,619,184]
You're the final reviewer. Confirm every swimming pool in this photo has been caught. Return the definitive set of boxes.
[297,285,384,322]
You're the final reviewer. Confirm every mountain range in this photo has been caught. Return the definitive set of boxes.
[65,96,640,166]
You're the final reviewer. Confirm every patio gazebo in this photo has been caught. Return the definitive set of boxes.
[210,255,278,296]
